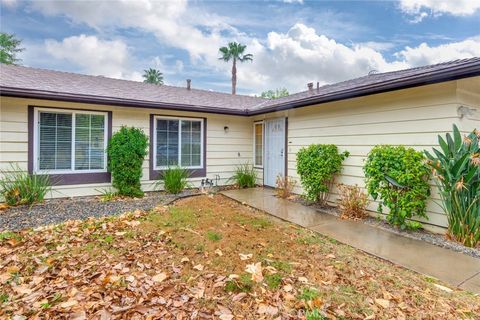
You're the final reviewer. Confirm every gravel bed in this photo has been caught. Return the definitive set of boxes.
[0,190,199,231]
[291,197,480,259]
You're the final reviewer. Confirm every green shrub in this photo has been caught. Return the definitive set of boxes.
[230,163,256,188]
[158,166,190,194]
[0,163,51,206]
[107,126,148,197]
[296,144,349,204]
[364,145,430,229]
[425,125,480,247]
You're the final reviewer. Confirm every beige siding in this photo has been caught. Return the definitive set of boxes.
[1,77,478,232]
[252,79,479,232]
[0,96,253,197]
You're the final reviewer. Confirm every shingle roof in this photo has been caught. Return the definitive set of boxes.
[249,57,480,114]
[0,64,264,114]
[1,57,479,116]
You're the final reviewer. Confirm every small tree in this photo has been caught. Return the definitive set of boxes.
[296,144,349,204]
[260,88,289,99]
[107,126,148,197]
[0,32,24,65]
[364,145,430,229]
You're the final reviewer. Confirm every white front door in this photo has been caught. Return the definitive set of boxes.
[264,118,286,187]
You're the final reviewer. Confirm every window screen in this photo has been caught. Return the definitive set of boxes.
[155,118,203,168]
[37,110,106,172]
[39,112,72,170]
[75,114,105,170]
[254,122,263,167]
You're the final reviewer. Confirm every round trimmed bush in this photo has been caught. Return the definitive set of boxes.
[363,145,430,229]
[296,144,349,204]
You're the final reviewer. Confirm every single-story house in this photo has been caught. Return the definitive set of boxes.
[1,58,479,232]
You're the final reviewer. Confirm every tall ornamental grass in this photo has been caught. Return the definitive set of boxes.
[0,163,51,206]
[230,163,256,188]
[159,166,190,194]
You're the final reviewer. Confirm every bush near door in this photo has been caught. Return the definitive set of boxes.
[107,126,148,197]
[275,175,296,199]
[364,145,430,230]
[425,125,480,247]
[230,163,257,188]
[296,144,349,205]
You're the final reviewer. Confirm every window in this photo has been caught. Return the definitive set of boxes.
[154,116,203,169]
[34,108,108,173]
[254,122,263,167]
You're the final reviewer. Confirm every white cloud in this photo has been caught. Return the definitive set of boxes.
[396,37,480,66]
[237,24,407,92]
[0,0,17,8]
[26,1,480,94]
[29,0,238,67]
[399,0,480,22]
[44,35,142,81]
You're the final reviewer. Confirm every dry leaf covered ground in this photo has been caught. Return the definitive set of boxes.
[1,194,479,319]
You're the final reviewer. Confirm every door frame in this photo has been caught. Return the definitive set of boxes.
[263,117,288,187]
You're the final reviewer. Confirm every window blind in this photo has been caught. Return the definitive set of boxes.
[39,112,72,170]
[156,118,202,168]
[37,110,106,172]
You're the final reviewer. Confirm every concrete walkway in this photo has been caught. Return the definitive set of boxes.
[221,187,480,293]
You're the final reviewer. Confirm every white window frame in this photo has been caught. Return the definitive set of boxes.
[33,107,108,174]
[153,115,204,170]
[253,121,264,168]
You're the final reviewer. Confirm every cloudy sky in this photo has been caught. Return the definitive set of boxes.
[1,0,479,95]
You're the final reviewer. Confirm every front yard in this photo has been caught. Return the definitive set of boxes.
[1,194,479,319]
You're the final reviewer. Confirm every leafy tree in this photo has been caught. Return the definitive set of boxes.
[260,88,289,99]
[218,42,253,95]
[0,32,24,65]
[142,68,164,85]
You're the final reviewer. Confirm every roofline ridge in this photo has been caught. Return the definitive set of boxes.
[0,63,265,101]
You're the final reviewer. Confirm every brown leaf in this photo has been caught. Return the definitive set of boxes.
[59,299,78,309]
[258,304,279,316]
[152,272,168,283]
[245,262,263,283]
[375,298,390,309]
[193,264,204,271]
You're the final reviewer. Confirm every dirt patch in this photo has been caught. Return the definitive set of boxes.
[1,194,479,319]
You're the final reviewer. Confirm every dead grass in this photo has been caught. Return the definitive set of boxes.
[0,194,479,319]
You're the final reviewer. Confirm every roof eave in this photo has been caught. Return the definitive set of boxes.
[247,63,480,115]
[2,61,479,117]
[0,87,248,116]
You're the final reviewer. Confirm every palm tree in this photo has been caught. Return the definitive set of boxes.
[219,42,253,95]
[142,68,164,85]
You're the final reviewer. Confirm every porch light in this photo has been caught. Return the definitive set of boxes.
[224,126,229,133]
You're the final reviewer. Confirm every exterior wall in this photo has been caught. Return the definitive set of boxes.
[0,96,253,198]
[1,77,478,232]
[252,79,479,232]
